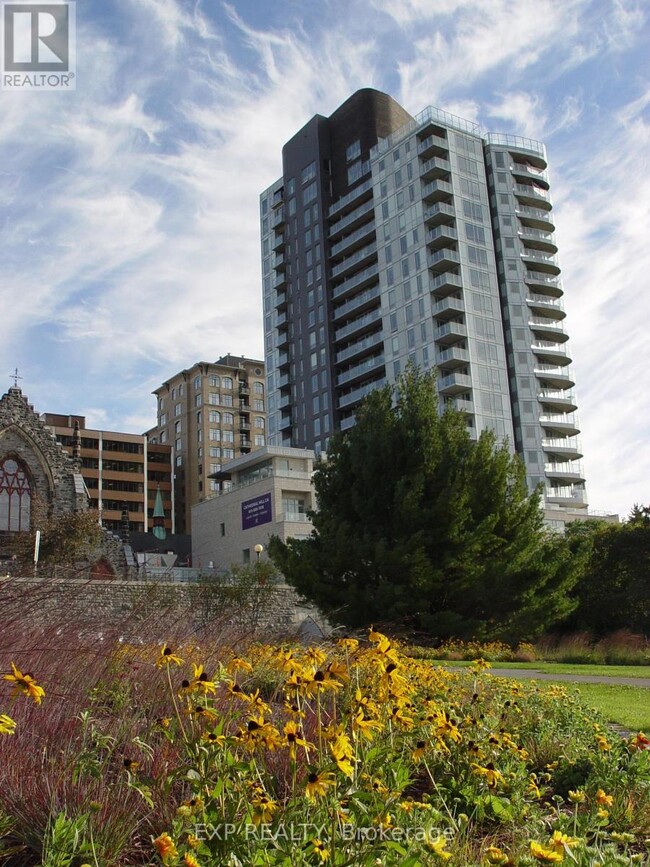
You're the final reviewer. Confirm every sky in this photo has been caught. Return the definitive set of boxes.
[0,0,648,518]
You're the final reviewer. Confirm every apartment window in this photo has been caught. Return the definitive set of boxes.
[222,430,234,442]
[283,497,305,517]
[494,152,505,168]
[253,399,264,411]
[209,392,219,405]
[159,430,167,443]
[174,421,181,433]
[254,434,265,446]
[302,161,316,184]
[209,447,220,457]
[242,548,251,564]
[159,413,167,426]
[193,375,201,390]
[220,522,225,536]
[347,161,363,185]
[303,181,317,204]
[209,429,221,441]
[222,377,233,390]
[457,156,479,177]
[465,223,486,244]
[209,411,220,423]
[255,417,265,429]
[210,463,220,474]
[346,140,361,162]
[175,454,182,466]
[222,448,234,459]
[467,245,489,267]
[196,410,201,424]
[221,394,233,407]
[222,412,234,425]
[194,394,202,407]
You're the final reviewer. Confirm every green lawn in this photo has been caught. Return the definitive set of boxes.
[547,682,650,732]
[429,660,650,678]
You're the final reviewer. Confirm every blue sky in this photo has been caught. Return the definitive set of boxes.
[1,0,648,517]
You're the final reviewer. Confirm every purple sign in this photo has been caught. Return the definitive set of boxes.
[242,492,272,530]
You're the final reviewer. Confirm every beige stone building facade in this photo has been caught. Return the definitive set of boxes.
[148,356,267,534]
[191,446,315,570]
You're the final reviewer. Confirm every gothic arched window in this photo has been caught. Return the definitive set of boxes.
[0,457,32,532]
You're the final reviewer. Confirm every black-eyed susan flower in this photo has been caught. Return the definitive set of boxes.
[153,832,178,864]
[352,707,383,741]
[412,740,427,762]
[471,762,503,789]
[328,730,356,779]
[156,646,183,668]
[251,790,280,825]
[310,838,329,862]
[191,664,217,696]
[3,663,45,704]
[427,834,452,860]
[305,769,335,800]
[0,714,16,735]
[227,656,253,675]
[283,720,311,759]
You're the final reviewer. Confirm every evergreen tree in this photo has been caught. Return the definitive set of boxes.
[270,366,577,641]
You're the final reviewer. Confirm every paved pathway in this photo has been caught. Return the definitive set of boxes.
[481,668,650,688]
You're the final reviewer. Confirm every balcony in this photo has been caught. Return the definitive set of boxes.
[335,329,384,364]
[272,232,284,252]
[278,393,291,409]
[272,253,286,271]
[278,415,292,431]
[537,390,578,412]
[331,263,379,301]
[514,183,552,209]
[524,271,563,297]
[330,220,376,258]
[445,396,474,414]
[422,179,454,203]
[278,372,290,389]
[435,321,468,345]
[528,317,568,342]
[423,202,456,226]
[526,293,565,319]
[336,353,385,386]
[271,207,285,229]
[433,296,465,320]
[519,227,558,254]
[532,341,572,365]
[272,272,287,291]
[427,225,458,249]
[545,462,585,482]
[275,326,289,348]
[545,486,587,507]
[338,377,386,409]
[420,156,451,180]
[277,351,290,370]
[239,421,251,431]
[417,131,449,158]
[274,290,288,310]
[333,283,381,320]
[334,307,382,343]
[521,250,561,275]
[542,437,583,459]
[328,177,373,218]
[511,162,549,188]
[430,271,463,298]
[428,247,460,273]
[330,241,377,280]
[340,415,356,431]
[540,413,580,436]
[438,372,472,395]
[515,205,555,232]
[436,346,469,369]
[328,199,375,239]
[534,365,575,388]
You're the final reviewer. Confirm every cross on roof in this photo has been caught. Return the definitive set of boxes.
[10,368,22,387]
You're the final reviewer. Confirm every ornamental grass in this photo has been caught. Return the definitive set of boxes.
[1,580,649,865]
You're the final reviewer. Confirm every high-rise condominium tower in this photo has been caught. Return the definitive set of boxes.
[260,89,586,526]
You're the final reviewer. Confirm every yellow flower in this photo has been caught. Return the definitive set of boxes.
[530,840,563,862]
[310,838,329,862]
[329,731,356,779]
[427,834,452,860]
[251,791,279,825]
[485,845,508,864]
[412,740,427,761]
[227,656,253,674]
[184,854,200,867]
[568,789,586,803]
[550,831,580,853]
[156,646,183,667]
[595,788,613,807]
[283,720,311,759]
[305,769,335,800]
[472,762,503,789]
[337,637,359,653]
[629,731,650,750]
[352,707,383,741]
[0,714,16,735]
[153,832,178,864]
[3,662,45,704]
[595,734,611,752]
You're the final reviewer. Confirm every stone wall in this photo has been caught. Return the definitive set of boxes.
[0,575,330,639]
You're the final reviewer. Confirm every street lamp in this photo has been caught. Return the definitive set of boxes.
[254,543,264,562]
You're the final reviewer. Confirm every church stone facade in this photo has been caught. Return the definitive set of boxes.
[0,386,128,576]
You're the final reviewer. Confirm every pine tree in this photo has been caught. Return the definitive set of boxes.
[270,366,578,641]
